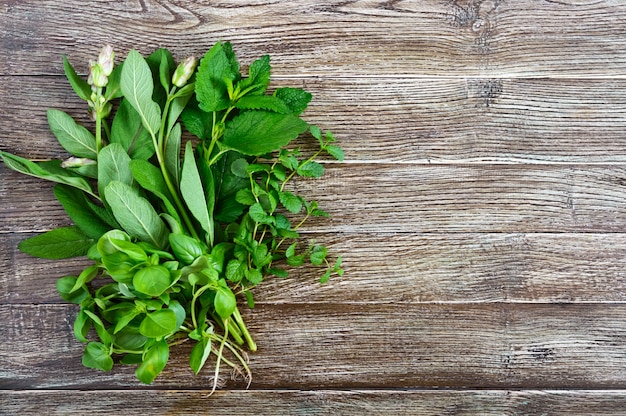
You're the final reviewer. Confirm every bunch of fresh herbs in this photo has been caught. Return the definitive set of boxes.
[0,42,343,391]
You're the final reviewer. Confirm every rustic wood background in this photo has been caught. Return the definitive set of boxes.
[2,0,626,414]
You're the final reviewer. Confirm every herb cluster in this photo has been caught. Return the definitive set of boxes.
[0,42,343,390]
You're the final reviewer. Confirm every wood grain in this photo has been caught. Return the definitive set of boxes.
[1,303,625,389]
[3,232,626,304]
[3,389,626,416]
[4,164,626,233]
[4,76,626,163]
[2,1,626,77]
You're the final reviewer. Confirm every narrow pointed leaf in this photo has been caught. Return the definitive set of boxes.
[47,109,97,158]
[121,49,161,137]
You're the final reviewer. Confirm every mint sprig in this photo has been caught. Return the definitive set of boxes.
[0,42,343,392]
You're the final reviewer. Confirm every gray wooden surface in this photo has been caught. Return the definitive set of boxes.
[2,1,626,414]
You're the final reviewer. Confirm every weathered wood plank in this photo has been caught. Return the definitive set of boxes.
[3,232,626,304]
[2,1,626,77]
[3,76,626,163]
[4,164,626,233]
[1,303,625,389]
[2,389,626,416]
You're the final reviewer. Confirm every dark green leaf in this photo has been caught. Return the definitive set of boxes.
[136,339,169,384]
[139,309,177,338]
[223,111,308,156]
[82,342,114,372]
[106,62,124,100]
[274,87,312,115]
[104,181,168,248]
[248,203,274,225]
[63,55,91,101]
[133,265,172,297]
[180,99,212,140]
[234,95,289,113]
[20,226,93,259]
[130,159,180,223]
[235,188,256,206]
[238,54,271,95]
[114,329,148,351]
[195,41,238,112]
[54,185,111,239]
[46,109,97,158]
[110,98,155,160]
[121,50,162,137]
[166,89,194,136]
[165,123,182,185]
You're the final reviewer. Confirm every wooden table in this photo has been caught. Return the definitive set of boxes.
[2,1,626,414]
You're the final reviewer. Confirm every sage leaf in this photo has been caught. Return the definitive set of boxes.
[63,55,91,101]
[104,181,168,248]
[180,141,213,241]
[97,143,134,198]
[47,109,97,159]
[19,226,94,259]
[165,123,182,185]
[223,111,308,156]
[110,98,155,160]
[53,184,111,239]
[130,159,181,223]
[121,49,162,137]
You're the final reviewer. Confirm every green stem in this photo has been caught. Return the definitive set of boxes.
[232,307,257,352]
[95,116,102,154]
[280,148,324,193]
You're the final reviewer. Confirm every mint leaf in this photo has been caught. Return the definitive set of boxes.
[274,87,312,115]
[47,109,97,159]
[278,190,303,214]
[195,41,238,112]
[223,111,308,156]
[234,95,290,113]
[239,54,271,95]
[121,50,162,137]
[18,226,94,259]
[297,161,325,178]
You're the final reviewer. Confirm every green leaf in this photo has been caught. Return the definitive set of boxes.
[278,190,303,214]
[139,309,177,339]
[57,275,89,304]
[53,185,111,239]
[223,111,308,156]
[245,267,263,285]
[167,88,194,136]
[98,143,134,197]
[136,339,169,384]
[180,99,212,140]
[214,281,237,320]
[189,337,212,375]
[168,233,203,264]
[130,159,180,223]
[121,49,162,137]
[0,151,96,197]
[225,259,245,283]
[274,87,312,115]
[181,141,213,240]
[133,265,172,297]
[235,188,256,206]
[104,181,168,248]
[326,144,345,161]
[195,41,239,112]
[248,203,274,225]
[310,245,328,266]
[106,62,124,100]
[234,95,290,113]
[110,98,155,160]
[238,54,271,95]
[47,109,97,158]
[297,161,325,178]
[70,264,99,293]
[73,310,92,342]
[197,154,216,246]
[113,308,141,334]
[82,342,114,372]
[63,55,91,101]
[165,123,182,185]
[168,299,186,331]
[19,226,93,259]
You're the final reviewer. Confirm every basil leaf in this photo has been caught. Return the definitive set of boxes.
[139,309,177,339]
[82,342,114,372]
[189,337,212,375]
[121,49,162,137]
[133,265,172,297]
[47,109,97,159]
[136,339,169,384]
[223,111,308,156]
[19,226,94,259]
[214,280,236,320]
[104,181,168,248]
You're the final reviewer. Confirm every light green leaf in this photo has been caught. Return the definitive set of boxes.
[121,49,162,137]
[133,265,171,297]
[189,337,212,375]
[238,54,271,95]
[82,342,114,372]
[223,111,308,156]
[139,309,177,339]
[136,339,169,384]
[248,203,274,225]
[325,144,345,161]
[130,159,180,223]
[98,143,134,197]
[19,226,94,259]
[180,141,212,239]
[165,123,182,185]
[278,190,303,214]
[297,161,325,178]
[47,109,97,158]
[234,95,289,113]
[274,87,312,115]
[104,181,168,248]
[214,281,237,320]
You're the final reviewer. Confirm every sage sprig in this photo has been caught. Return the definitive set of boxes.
[0,42,343,391]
